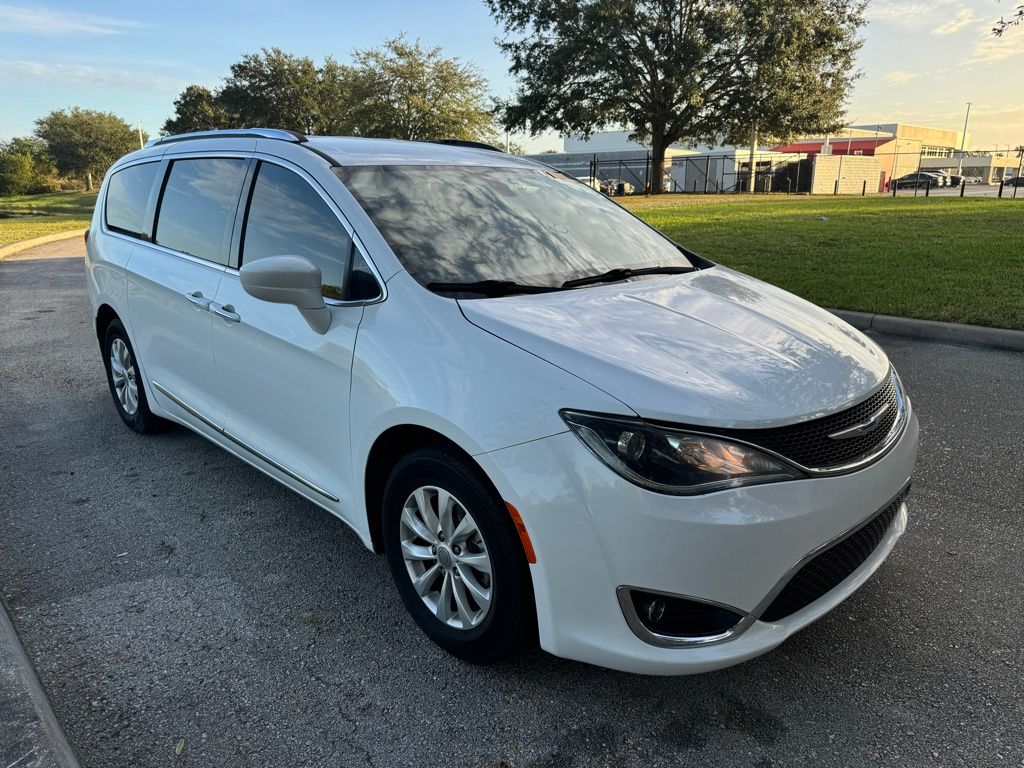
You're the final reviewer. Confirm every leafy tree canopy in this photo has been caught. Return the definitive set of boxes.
[163,38,495,142]
[34,108,143,189]
[345,37,494,141]
[485,0,866,190]
[163,85,231,135]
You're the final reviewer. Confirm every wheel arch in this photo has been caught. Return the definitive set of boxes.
[95,303,120,346]
[363,424,498,555]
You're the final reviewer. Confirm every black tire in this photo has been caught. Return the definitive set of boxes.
[102,319,164,434]
[383,447,536,664]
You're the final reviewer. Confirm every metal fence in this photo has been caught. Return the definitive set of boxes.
[563,146,1024,197]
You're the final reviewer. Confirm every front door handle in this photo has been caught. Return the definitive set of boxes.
[185,291,212,310]
[210,303,241,324]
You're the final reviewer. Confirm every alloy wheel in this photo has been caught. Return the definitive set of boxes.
[109,338,139,416]
[399,485,493,630]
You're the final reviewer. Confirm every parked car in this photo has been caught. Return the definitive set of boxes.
[575,175,601,191]
[892,172,941,189]
[931,171,956,187]
[599,178,635,195]
[1004,175,1024,187]
[87,129,918,675]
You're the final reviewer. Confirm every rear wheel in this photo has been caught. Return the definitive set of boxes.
[383,447,536,664]
[102,319,164,434]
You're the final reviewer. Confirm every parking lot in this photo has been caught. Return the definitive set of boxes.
[892,183,1022,198]
[2,241,1022,768]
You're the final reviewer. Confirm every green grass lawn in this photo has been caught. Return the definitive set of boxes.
[0,191,97,248]
[620,194,1024,330]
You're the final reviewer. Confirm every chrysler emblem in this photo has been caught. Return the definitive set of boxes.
[828,403,891,441]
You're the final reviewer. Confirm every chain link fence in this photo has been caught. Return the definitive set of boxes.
[552,146,1024,198]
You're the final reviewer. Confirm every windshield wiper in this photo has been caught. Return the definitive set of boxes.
[426,279,562,298]
[561,265,695,289]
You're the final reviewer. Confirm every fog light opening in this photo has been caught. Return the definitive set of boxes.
[628,589,743,639]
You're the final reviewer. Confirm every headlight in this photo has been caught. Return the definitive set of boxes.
[561,410,805,495]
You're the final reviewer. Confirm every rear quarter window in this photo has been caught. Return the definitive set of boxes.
[105,162,160,238]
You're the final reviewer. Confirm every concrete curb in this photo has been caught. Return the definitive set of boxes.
[0,600,81,768]
[0,229,87,260]
[831,308,1024,353]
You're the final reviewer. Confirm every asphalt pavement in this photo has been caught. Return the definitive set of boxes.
[1,241,1022,767]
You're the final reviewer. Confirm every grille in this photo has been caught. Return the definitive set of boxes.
[760,488,908,622]
[712,373,901,470]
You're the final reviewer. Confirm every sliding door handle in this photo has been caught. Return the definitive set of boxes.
[210,303,241,324]
[185,291,212,310]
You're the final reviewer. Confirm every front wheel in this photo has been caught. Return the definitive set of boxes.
[383,447,536,664]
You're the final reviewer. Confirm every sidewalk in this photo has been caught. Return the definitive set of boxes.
[1,602,80,768]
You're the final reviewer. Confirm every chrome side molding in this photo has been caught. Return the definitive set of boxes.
[151,381,339,502]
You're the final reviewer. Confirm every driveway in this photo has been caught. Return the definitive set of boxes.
[1,241,1022,768]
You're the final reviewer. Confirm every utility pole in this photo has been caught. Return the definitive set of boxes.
[136,120,144,150]
[747,121,758,193]
[956,102,971,174]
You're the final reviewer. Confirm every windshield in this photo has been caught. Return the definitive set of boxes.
[334,165,692,290]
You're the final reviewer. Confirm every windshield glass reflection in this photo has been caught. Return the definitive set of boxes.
[335,165,692,288]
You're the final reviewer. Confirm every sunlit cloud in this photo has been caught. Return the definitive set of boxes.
[0,3,147,36]
[932,7,974,34]
[962,31,1022,66]
[882,70,920,86]
[0,59,179,91]
[868,0,969,27]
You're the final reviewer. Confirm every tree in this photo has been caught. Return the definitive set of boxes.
[345,36,495,141]
[163,85,230,134]
[0,137,55,195]
[161,40,495,142]
[485,0,865,192]
[34,108,143,190]
[163,51,352,135]
[216,48,329,133]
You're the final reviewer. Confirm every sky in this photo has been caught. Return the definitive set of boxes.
[0,0,1021,151]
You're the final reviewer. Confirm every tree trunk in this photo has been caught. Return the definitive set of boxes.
[86,172,93,192]
[650,136,669,195]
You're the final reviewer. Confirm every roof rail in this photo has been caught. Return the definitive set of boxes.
[147,128,307,147]
[427,139,504,153]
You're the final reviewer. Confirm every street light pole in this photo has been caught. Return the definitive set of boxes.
[956,102,971,174]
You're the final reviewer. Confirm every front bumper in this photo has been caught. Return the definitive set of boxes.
[477,410,919,675]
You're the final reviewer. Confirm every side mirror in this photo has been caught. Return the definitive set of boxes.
[239,255,331,334]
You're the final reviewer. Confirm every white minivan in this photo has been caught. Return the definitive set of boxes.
[86,129,918,675]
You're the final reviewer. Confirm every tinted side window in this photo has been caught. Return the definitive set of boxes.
[242,163,353,300]
[105,162,159,238]
[155,158,248,265]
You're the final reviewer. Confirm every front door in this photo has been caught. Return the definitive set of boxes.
[210,159,372,516]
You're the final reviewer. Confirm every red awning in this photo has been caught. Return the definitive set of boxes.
[771,138,893,155]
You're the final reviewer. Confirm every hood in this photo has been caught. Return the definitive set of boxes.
[459,267,890,429]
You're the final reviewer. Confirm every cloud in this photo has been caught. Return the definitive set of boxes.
[0,3,147,36]
[961,32,1022,66]
[869,0,941,24]
[882,70,920,86]
[868,0,964,25]
[932,7,975,34]
[0,59,179,91]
